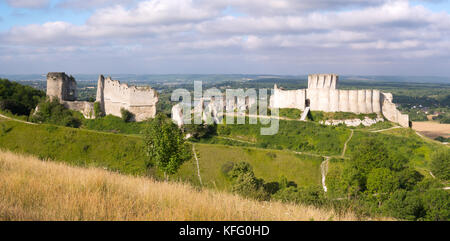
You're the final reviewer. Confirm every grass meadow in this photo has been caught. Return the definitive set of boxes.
[0,150,358,221]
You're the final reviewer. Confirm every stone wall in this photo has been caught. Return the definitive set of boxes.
[96,75,158,121]
[62,101,94,119]
[308,74,338,89]
[270,73,410,127]
[46,73,158,122]
[381,93,410,127]
[305,89,381,114]
[269,85,306,110]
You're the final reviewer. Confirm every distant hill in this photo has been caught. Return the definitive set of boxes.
[1,74,449,84]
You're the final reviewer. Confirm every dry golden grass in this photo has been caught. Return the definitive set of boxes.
[0,150,360,221]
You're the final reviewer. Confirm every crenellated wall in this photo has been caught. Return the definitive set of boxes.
[97,76,158,121]
[308,74,338,89]
[270,73,410,127]
[305,89,381,114]
[270,85,306,110]
[46,73,158,122]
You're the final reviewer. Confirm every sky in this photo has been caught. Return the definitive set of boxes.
[0,0,449,76]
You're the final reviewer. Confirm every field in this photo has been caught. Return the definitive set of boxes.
[0,150,357,221]
[412,121,450,139]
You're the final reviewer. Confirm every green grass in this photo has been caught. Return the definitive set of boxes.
[216,118,351,156]
[1,113,446,195]
[278,108,303,119]
[309,111,378,121]
[0,118,148,175]
[174,144,323,191]
[0,118,323,192]
[81,115,149,135]
[348,128,446,169]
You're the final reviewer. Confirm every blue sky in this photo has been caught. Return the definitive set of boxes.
[0,0,449,76]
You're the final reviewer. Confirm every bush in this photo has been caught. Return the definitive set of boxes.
[422,189,450,221]
[366,168,399,196]
[229,162,270,201]
[383,190,425,221]
[434,136,450,143]
[31,99,82,128]
[120,108,134,122]
[183,124,216,140]
[93,102,104,118]
[430,149,450,180]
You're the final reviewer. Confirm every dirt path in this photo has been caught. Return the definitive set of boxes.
[0,114,36,125]
[341,130,354,157]
[320,157,330,192]
[223,113,300,121]
[370,126,401,133]
[192,145,203,186]
[217,136,255,144]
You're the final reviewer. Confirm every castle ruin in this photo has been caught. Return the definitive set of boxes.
[270,74,410,127]
[46,72,158,121]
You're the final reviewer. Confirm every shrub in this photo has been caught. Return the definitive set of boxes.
[31,99,82,128]
[93,102,104,118]
[366,168,399,196]
[430,149,450,180]
[183,124,216,140]
[120,108,134,122]
[383,190,425,221]
[229,162,270,201]
[434,136,450,143]
[422,189,450,221]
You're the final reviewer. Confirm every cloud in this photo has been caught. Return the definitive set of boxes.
[5,0,50,9]
[56,0,137,10]
[0,0,449,75]
[87,0,218,26]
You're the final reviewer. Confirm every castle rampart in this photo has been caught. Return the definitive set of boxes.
[270,74,410,127]
[47,73,158,121]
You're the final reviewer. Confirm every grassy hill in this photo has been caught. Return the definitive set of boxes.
[0,118,323,191]
[0,150,358,221]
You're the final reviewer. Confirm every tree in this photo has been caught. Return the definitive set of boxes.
[144,113,191,179]
[229,162,269,201]
[0,78,45,116]
[430,149,450,180]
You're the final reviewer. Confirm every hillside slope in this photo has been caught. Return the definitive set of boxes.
[0,150,358,221]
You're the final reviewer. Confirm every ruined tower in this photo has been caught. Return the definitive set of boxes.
[46,72,77,101]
